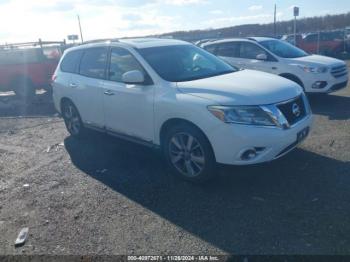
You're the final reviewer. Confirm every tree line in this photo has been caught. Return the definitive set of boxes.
[156,12,350,41]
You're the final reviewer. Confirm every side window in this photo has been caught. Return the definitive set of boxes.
[108,47,146,83]
[79,48,108,79]
[203,45,217,54]
[240,42,267,60]
[216,42,240,58]
[60,50,83,73]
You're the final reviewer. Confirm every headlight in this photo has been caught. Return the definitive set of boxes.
[298,65,328,74]
[208,105,277,126]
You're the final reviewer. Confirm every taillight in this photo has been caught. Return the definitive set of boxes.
[51,74,57,82]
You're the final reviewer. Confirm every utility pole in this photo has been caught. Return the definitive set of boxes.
[77,15,84,44]
[293,7,299,46]
[274,4,277,37]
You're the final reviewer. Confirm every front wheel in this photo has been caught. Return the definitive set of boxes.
[61,101,85,138]
[163,123,216,183]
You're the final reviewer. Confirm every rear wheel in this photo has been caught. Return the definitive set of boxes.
[12,78,36,103]
[61,101,85,138]
[163,123,216,183]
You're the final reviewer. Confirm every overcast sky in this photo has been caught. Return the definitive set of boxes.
[0,0,349,43]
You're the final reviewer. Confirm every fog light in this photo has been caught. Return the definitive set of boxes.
[312,81,327,89]
[241,149,257,161]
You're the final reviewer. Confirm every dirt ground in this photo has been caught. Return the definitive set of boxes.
[0,67,350,255]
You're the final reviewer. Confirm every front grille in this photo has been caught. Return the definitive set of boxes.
[331,64,348,78]
[277,96,306,126]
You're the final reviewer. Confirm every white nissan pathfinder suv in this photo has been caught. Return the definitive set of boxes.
[202,37,348,94]
[52,38,313,182]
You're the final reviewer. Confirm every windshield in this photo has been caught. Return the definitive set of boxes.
[260,39,309,58]
[137,45,236,82]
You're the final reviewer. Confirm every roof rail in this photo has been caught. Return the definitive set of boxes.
[246,37,257,41]
[82,38,119,45]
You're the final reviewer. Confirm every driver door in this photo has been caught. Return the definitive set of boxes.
[103,47,155,143]
[238,42,279,75]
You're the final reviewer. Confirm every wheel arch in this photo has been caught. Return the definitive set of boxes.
[159,118,216,160]
[279,73,305,89]
[60,97,75,112]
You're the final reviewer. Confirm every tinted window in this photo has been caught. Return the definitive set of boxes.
[260,39,308,58]
[79,48,107,79]
[108,48,146,82]
[240,42,267,59]
[203,45,217,54]
[60,50,83,73]
[138,45,236,82]
[216,42,240,57]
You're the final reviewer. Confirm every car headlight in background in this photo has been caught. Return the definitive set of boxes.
[297,65,328,74]
[208,105,277,126]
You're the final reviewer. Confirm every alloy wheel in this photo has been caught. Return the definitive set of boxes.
[168,132,205,177]
[64,104,81,136]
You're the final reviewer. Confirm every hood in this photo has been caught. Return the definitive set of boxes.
[287,54,345,67]
[176,70,302,106]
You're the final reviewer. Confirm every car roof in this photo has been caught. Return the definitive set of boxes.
[248,37,276,42]
[65,38,190,53]
[202,38,252,46]
[202,37,278,47]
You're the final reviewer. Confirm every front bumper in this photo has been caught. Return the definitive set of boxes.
[327,80,348,93]
[303,73,348,93]
[207,115,313,165]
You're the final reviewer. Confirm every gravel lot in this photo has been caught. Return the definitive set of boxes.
[0,65,349,255]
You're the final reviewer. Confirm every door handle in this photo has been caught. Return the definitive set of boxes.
[69,83,78,88]
[104,90,115,96]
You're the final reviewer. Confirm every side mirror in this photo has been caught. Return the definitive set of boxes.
[122,70,145,84]
[256,53,268,61]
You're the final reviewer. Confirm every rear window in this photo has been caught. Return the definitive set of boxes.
[79,48,108,79]
[60,50,83,73]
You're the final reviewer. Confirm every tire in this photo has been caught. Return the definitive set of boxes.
[12,78,36,103]
[162,122,216,183]
[61,100,85,138]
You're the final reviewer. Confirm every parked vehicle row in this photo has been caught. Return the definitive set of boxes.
[281,30,349,56]
[0,41,67,102]
[52,38,313,182]
[201,37,348,93]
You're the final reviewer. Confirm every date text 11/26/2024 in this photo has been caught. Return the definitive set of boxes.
[127,256,220,261]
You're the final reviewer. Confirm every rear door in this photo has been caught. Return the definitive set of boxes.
[71,47,108,128]
[211,42,246,69]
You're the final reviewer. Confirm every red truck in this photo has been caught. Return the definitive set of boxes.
[282,31,347,57]
[299,31,345,56]
[0,41,66,102]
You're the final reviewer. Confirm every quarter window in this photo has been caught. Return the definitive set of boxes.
[79,48,108,79]
[108,48,146,83]
[203,45,217,54]
[60,50,83,73]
